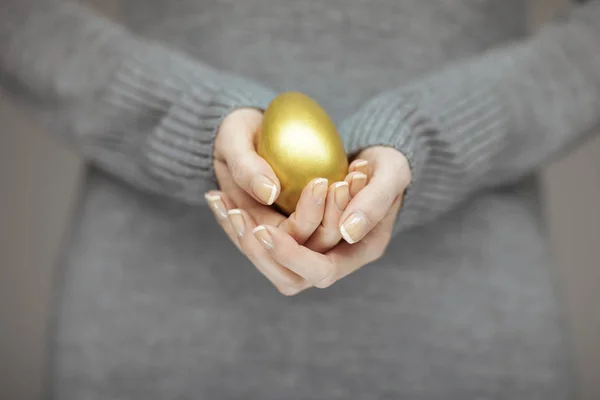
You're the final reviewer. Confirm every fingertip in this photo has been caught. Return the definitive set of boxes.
[204,191,229,220]
[339,211,369,244]
[351,159,369,176]
[349,172,368,197]
[257,224,297,249]
[351,172,367,183]
[228,148,281,205]
[283,177,328,243]
[339,224,356,244]
[204,192,220,202]
[314,177,329,188]
[333,181,350,210]
[250,174,279,205]
[267,182,278,205]
[255,156,282,202]
[227,208,246,237]
[312,177,328,205]
[252,225,274,249]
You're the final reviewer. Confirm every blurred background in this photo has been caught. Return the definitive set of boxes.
[1,0,599,399]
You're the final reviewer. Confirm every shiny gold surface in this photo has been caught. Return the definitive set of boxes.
[258,92,349,215]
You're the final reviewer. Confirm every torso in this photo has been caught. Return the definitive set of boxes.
[50,1,573,398]
[119,0,528,119]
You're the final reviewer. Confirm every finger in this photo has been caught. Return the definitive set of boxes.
[278,177,328,244]
[345,172,368,197]
[339,164,407,244]
[304,181,349,252]
[216,110,280,205]
[204,191,241,251]
[230,208,310,296]
[253,196,402,290]
[252,224,339,288]
[349,159,370,176]
[329,196,402,276]
[215,160,285,227]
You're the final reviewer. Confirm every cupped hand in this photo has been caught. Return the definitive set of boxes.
[337,146,411,244]
[260,146,411,292]
[210,108,367,254]
[210,144,411,295]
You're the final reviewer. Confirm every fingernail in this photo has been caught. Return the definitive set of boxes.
[350,173,367,195]
[253,226,273,249]
[334,181,350,210]
[228,209,245,237]
[312,178,328,205]
[354,160,369,175]
[205,193,228,220]
[340,212,368,244]
[251,175,278,205]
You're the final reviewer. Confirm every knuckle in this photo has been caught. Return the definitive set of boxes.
[286,212,319,239]
[281,215,301,237]
[279,273,302,289]
[314,265,338,289]
[304,214,323,229]
[363,238,386,264]
[228,157,244,180]
[274,247,292,266]
[276,283,302,297]
[306,228,337,253]
[367,251,383,264]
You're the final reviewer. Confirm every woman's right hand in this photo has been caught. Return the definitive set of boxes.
[209,108,368,254]
[213,108,281,210]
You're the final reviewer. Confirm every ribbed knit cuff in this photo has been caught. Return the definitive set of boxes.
[96,42,276,203]
[340,59,510,234]
[340,96,433,233]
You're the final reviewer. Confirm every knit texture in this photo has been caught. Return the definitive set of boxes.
[3,0,600,398]
[341,5,600,233]
[95,45,275,203]
[1,1,276,204]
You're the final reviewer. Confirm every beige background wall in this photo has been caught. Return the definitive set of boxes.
[1,1,598,399]
[532,1,600,399]
[0,3,115,400]
[0,92,83,400]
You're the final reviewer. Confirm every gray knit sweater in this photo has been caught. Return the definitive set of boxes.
[2,0,600,398]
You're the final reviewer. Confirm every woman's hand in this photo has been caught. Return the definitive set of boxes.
[254,147,411,293]
[337,146,411,244]
[210,108,368,254]
[209,145,411,295]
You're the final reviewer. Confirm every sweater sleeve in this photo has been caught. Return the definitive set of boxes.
[341,0,600,233]
[0,0,276,204]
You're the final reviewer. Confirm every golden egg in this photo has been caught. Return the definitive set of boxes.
[258,92,349,215]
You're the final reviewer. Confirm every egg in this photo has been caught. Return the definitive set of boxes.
[257,92,349,215]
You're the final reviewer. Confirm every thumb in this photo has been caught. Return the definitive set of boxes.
[339,153,409,244]
[215,108,280,205]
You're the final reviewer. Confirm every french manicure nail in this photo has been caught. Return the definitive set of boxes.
[205,193,228,220]
[312,178,328,205]
[228,209,245,237]
[354,160,369,175]
[253,226,274,249]
[334,181,350,210]
[251,175,278,205]
[350,173,367,195]
[340,211,368,244]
